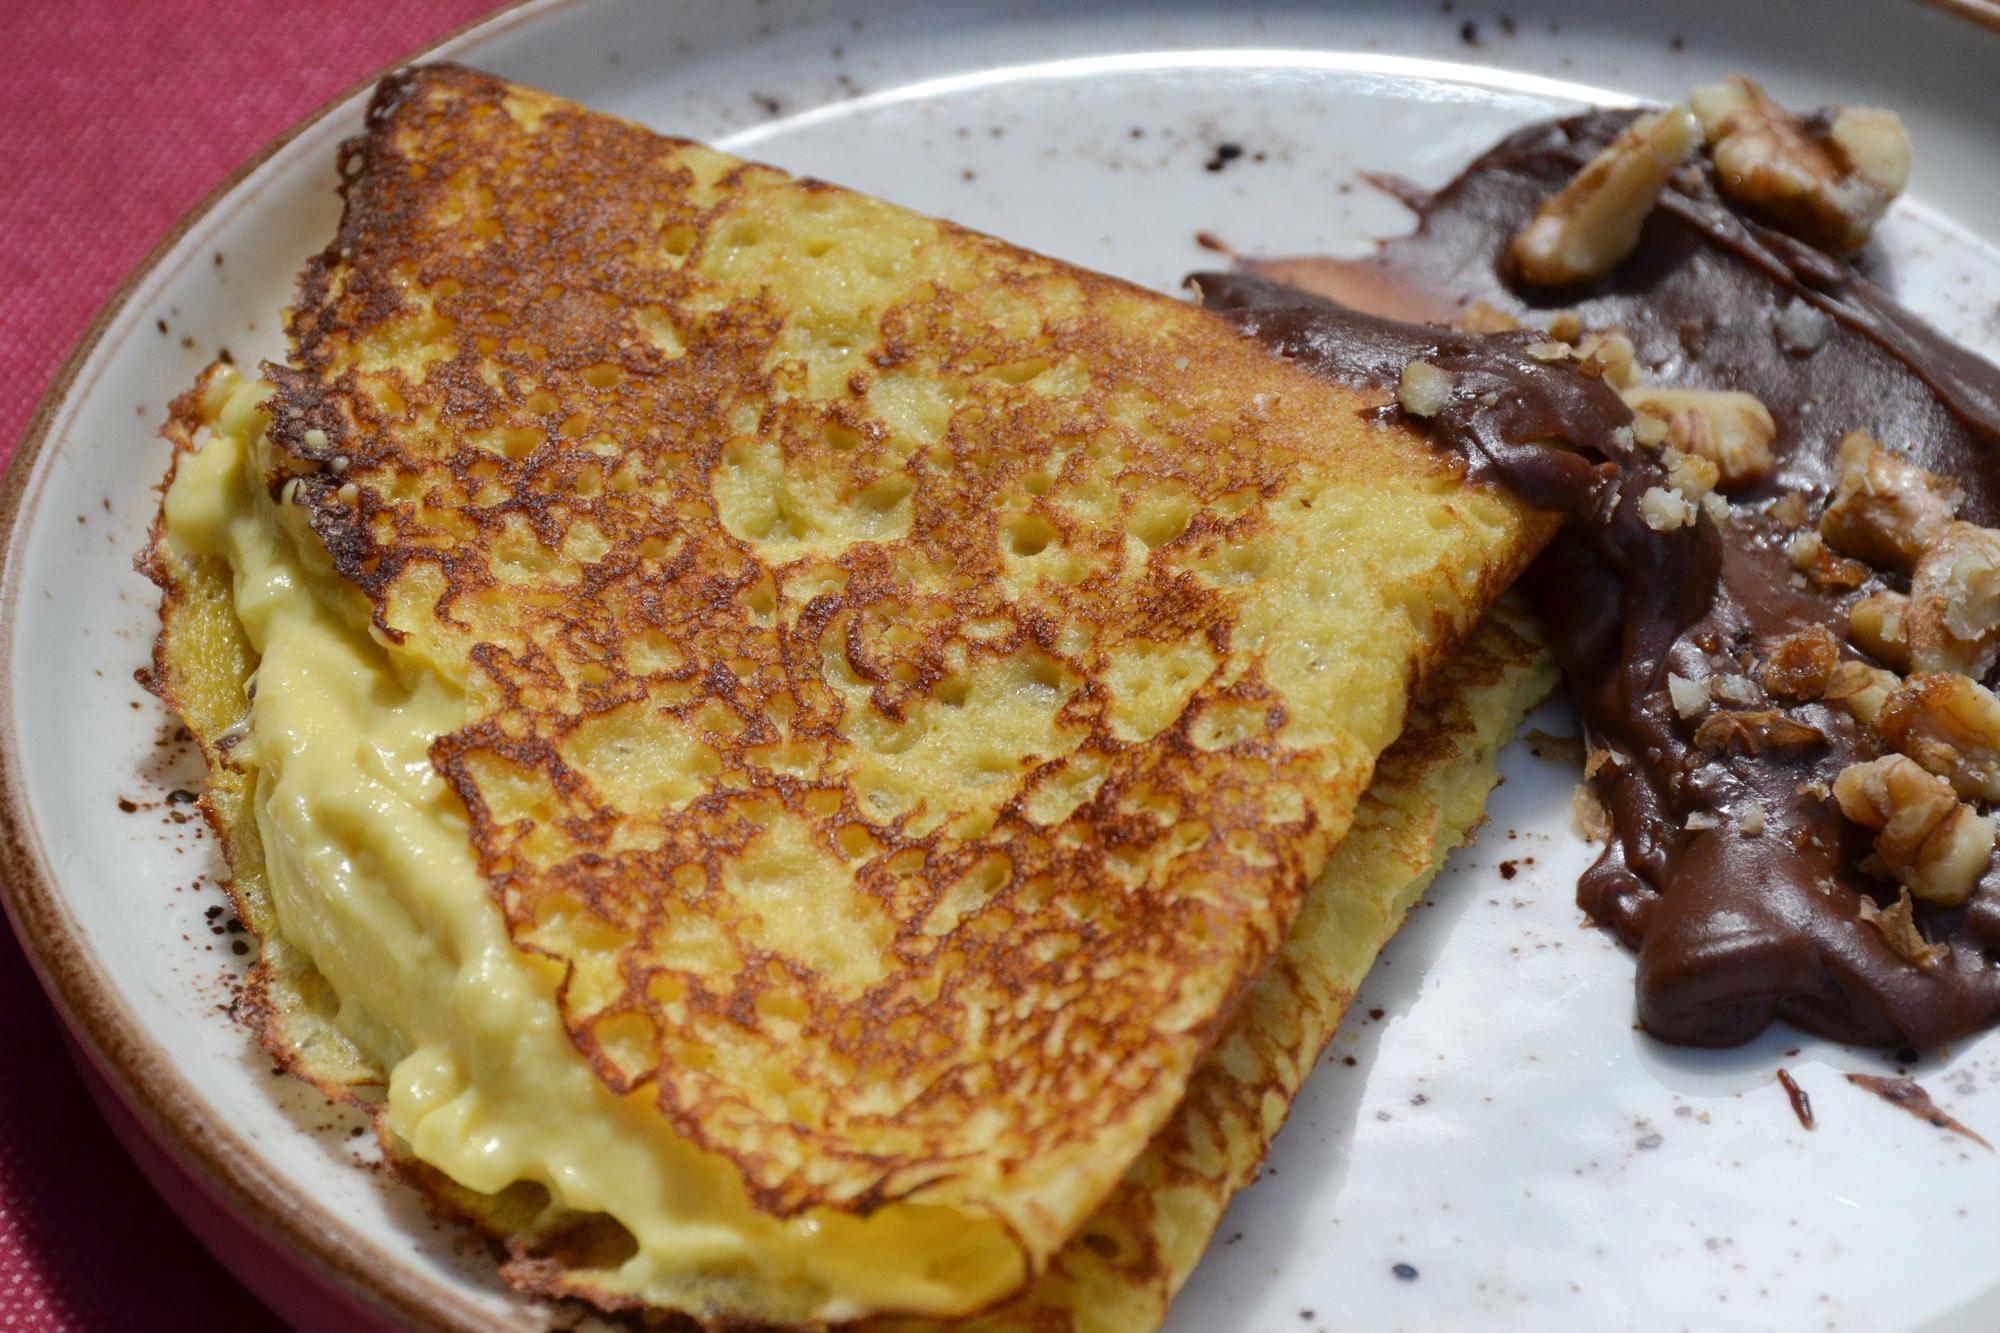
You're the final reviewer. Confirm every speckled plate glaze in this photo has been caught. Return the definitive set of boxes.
[6,1,2000,1329]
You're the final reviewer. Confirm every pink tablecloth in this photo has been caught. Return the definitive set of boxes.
[1,4,504,1326]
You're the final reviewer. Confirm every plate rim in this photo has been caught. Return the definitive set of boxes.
[6,1,2000,1327]
[0,2,563,1326]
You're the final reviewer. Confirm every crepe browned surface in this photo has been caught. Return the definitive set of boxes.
[151,496,1549,1331]
[896,599,1554,1331]
[145,61,1550,1324]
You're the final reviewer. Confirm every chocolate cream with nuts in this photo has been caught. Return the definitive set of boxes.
[1195,80,2000,1049]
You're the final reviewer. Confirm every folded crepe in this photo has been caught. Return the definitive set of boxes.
[145,64,1550,1325]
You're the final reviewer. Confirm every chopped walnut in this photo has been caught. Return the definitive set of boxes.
[1766,491,1810,530]
[1459,301,1521,334]
[1690,75,1911,253]
[1775,297,1833,357]
[1857,887,1946,969]
[1833,754,1994,906]
[1631,412,1670,448]
[1709,673,1762,708]
[1906,521,2000,678]
[1848,591,1911,673]
[1877,672,2000,803]
[1576,330,1643,390]
[1620,387,1777,487]
[1642,485,1696,532]
[1818,431,1962,570]
[1738,802,1768,837]
[1824,660,1901,728]
[1667,671,1709,718]
[1664,447,1721,505]
[1693,708,1825,755]
[1573,783,1612,842]
[1808,549,1871,592]
[1544,310,1585,342]
[1584,747,1626,779]
[1761,624,1840,700]
[1511,107,1702,285]
[1398,360,1454,417]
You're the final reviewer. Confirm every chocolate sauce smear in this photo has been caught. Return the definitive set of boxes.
[1196,110,2000,1049]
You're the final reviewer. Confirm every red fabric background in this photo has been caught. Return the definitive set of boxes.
[1,4,505,1326]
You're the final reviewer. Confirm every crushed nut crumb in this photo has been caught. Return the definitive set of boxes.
[1775,297,1833,356]
[1573,784,1612,842]
[1765,491,1810,529]
[1397,360,1455,417]
[1642,485,1697,531]
[1710,673,1761,707]
[1668,671,1710,718]
[1459,300,1520,333]
[1857,887,1946,969]
[1761,624,1841,700]
[1693,709,1825,755]
[1576,330,1643,389]
[1663,447,1721,506]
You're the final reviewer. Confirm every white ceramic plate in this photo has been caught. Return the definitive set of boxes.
[7,1,2000,1328]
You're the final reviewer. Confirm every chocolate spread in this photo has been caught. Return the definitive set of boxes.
[1194,110,2000,1049]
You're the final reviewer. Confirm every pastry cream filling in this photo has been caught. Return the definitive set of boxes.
[163,371,1024,1321]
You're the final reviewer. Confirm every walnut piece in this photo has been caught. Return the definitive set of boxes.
[1693,708,1825,755]
[1665,448,1721,506]
[1511,107,1701,285]
[1459,301,1521,334]
[1690,75,1911,253]
[1667,671,1709,718]
[1398,360,1454,417]
[1620,387,1777,487]
[1818,431,1961,570]
[1761,624,1840,700]
[1833,754,1994,906]
[1877,671,2000,803]
[1573,783,1612,842]
[1775,297,1834,357]
[1641,485,1696,532]
[1857,887,1946,969]
[1575,330,1644,390]
[1906,521,2000,678]
[1766,491,1811,530]
[1543,310,1585,342]
[1848,591,1911,672]
[1824,660,1901,728]
[1709,673,1762,708]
